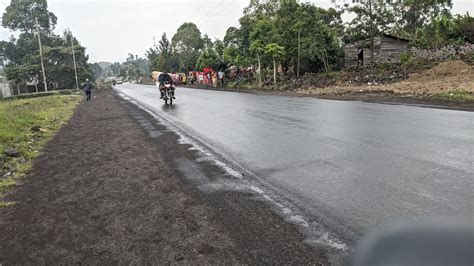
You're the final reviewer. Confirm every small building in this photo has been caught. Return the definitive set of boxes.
[344,34,410,68]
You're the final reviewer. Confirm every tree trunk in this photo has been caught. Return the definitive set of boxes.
[273,56,277,89]
[257,53,262,88]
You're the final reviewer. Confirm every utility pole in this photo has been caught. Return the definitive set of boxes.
[297,30,301,78]
[70,33,79,90]
[369,0,375,65]
[35,17,48,92]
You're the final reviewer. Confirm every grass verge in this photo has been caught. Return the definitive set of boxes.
[437,90,474,100]
[0,94,81,207]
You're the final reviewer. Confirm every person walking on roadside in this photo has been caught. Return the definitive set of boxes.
[211,70,218,88]
[218,69,225,87]
[83,79,93,101]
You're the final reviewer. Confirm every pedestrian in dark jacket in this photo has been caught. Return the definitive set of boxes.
[83,79,93,101]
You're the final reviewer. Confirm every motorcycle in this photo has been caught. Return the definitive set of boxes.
[161,81,175,105]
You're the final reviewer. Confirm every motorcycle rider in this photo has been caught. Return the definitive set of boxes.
[158,71,175,99]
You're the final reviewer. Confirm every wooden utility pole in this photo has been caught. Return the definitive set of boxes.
[35,17,48,92]
[70,34,79,90]
[369,0,375,64]
[297,30,301,78]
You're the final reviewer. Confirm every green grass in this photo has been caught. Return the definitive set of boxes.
[437,90,474,100]
[0,201,16,207]
[0,94,81,206]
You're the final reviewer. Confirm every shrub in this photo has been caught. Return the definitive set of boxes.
[400,51,433,71]
[461,52,474,65]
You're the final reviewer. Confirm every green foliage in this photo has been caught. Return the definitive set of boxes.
[0,201,16,208]
[409,14,473,48]
[2,0,57,34]
[0,2,93,89]
[123,53,148,79]
[196,40,225,70]
[0,94,80,195]
[437,90,474,100]
[344,0,398,42]
[461,52,474,65]
[147,33,176,72]
[6,89,77,100]
[344,0,455,45]
[400,51,434,71]
[397,0,453,34]
[172,22,204,71]
[222,0,343,75]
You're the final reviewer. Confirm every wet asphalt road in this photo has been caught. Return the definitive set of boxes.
[115,84,473,241]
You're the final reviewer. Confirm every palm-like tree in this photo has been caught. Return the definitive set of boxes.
[264,43,285,89]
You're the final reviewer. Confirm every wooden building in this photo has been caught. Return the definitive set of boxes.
[344,34,410,68]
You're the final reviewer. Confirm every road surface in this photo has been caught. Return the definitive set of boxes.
[115,84,473,242]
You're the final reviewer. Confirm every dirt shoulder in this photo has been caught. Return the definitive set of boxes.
[0,88,327,264]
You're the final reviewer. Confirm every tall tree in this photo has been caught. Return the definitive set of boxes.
[172,22,203,71]
[146,32,175,72]
[345,0,398,42]
[2,0,57,34]
[398,0,453,35]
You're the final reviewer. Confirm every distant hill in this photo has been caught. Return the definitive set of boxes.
[96,62,113,69]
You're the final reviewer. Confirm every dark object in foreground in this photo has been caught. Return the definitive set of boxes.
[3,148,21,158]
[353,219,474,266]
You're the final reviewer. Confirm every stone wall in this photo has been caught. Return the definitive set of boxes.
[410,43,474,61]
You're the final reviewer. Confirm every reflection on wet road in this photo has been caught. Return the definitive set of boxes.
[116,84,474,240]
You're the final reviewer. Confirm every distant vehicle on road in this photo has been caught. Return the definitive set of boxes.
[116,78,123,84]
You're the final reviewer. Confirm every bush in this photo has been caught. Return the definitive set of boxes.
[461,52,474,65]
[400,51,434,71]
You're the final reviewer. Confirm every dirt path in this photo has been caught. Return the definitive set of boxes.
[0,88,327,264]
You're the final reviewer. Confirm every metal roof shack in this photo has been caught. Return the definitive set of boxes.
[344,34,410,68]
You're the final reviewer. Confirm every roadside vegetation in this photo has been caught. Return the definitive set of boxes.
[142,0,472,86]
[88,0,473,100]
[437,90,474,100]
[0,94,80,206]
[0,0,94,92]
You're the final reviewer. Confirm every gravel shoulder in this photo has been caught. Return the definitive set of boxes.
[0,87,327,264]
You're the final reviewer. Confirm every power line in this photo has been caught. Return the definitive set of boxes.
[185,0,210,23]
[195,0,227,25]
[199,0,235,26]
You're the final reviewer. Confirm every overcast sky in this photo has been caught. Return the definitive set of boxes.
[1,0,473,63]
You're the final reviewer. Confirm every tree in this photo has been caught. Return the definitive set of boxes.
[398,0,453,35]
[1,0,92,90]
[172,22,203,71]
[345,0,398,43]
[146,33,175,72]
[249,16,276,87]
[264,43,285,88]
[223,27,241,48]
[2,0,57,34]
[89,63,103,80]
